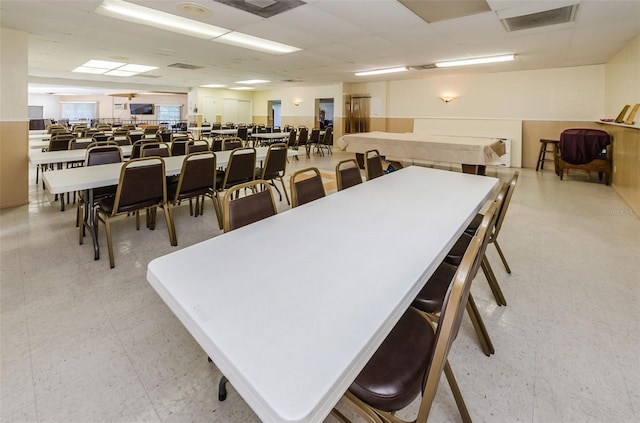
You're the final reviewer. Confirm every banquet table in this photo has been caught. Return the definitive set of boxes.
[42,147,298,260]
[146,166,499,423]
[338,131,506,174]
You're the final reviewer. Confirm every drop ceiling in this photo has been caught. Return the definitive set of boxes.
[1,0,638,96]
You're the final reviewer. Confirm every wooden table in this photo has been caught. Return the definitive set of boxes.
[42,147,298,260]
[338,131,506,175]
[146,166,499,423]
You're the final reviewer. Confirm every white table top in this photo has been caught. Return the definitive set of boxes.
[29,145,134,165]
[147,166,499,423]
[338,131,506,166]
[251,132,290,139]
[42,147,297,194]
[210,129,238,135]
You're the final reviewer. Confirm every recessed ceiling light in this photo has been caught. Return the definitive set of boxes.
[104,70,137,77]
[118,64,158,72]
[201,84,227,88]
[72,66,108,74]
[96,0,300,54]
[235,79,269,84]
[72,60,157,76]
[435,54,515,68]
[229,86,254,90]
[355,67,409,76]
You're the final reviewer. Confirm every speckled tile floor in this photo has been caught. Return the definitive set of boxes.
[1,150,639,422]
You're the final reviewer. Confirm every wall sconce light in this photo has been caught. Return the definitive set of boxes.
[440,96,456,103]
[293,99,301,106]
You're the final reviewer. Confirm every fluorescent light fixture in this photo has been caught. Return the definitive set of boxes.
[97,0,228,39]
[435,54,515,68]
[201,84,227,88]
[216,32,301,54]
[355,66,409,76]
[104,70,137,77]
[229,86,254,91]
[118,64,158,72]
[72,66,108,74]
[235,79,269,84]
[72,60,157,77]
[96,0,300,54]
[84,59,125,69]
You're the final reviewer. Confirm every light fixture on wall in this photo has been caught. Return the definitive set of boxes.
[293,99,301,106]
[440,96,456,103]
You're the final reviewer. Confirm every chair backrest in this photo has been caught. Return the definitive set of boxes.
[493,171,519,239]
[186,141,209,154]
[365,149,384,180]
[143,125,159,135]
[309,128,320,143]
[141,142,170,158]
[286,129,297,148]
[131,139,152,159]
[96,123,112,131]
[211,136,224,152]
[111,157,166,215]
[86,140,118,149]
[85,145,123,166]
[223,137,243,151]
[128,132,144,144]
[170,139,189,156]
[321,127,333,145]
[290,167,326,207]
[47,124,66,134]
[172,151,216,203]
[48,134,75,151]
[223,180,277,232]
[259,143,288,180]
[237,127,248,141]
[69,140,92,150]
[212,122,222,130]
[221,147,256,190]
[92,133,109,142]
[297,127,309,146]
[108,135,132,146]
[336,159,363,191]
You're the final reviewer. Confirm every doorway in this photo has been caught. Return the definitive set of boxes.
[268,100,281,127]
[315,98,334,129]
[345,95,370,134]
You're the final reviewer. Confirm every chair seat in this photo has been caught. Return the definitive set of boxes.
[412,262,457,314]
[464,213,483,235]
[96,196,159,215]
[349,308,435,412]
[445,232,472,266]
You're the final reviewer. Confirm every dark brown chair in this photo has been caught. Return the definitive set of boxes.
[186,141,209,154]
[336,159,363,191]
[316,126,333,156]
[107,135,132,146]
[214,148,257,221]
[284,129,298,160]
[77,145,124,244]
[92,133,109,143]
[254,143,289,204]
[222,179,277,232]
[236,127,248,142]
[413,202,499,357]
[364,149,384,181]
[168,151,221,228]
[290,167,325,207]
[223,137,243,151]
[170,133,190,156]
[211,136,224,152]
[464,171,519,275]
[141,142,170,157]
[95,157,177,268]
[306,128,320,158]
[334,234,484,423]
[295,127,308,153]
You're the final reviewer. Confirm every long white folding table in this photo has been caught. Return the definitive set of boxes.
[251,132,290,146]
[338,131,507,175]
[29,145,134,165]
[210,129,238,136]
[42,147,298,260]
[146,166,499,423]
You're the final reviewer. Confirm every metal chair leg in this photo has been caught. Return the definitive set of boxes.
[218,375,229,401]
[493,239,511,274]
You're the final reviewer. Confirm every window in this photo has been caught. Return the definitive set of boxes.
[60,102,97,121]
[156,105,182,123]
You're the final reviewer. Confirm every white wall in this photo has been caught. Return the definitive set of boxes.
[386,65,605,120]
[28,94,61,120]
[1,27,28,121]
[605,34,640,119]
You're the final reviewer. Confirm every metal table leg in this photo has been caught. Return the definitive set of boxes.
[82,188,100,260]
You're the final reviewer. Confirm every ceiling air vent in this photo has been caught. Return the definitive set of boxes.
[502,4,578,32]
[167,63,204,70]
[282,78,303,83]
[214,0,306,18]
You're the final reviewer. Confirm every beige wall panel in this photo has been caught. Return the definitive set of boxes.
[369,117,387,132]
[521,121,602,169]
[603,124,640,212]
[386,118,414,134]
[0,121,29,208]
[605,35,640,118]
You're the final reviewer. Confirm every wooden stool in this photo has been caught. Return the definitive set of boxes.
[536,139,559,174]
